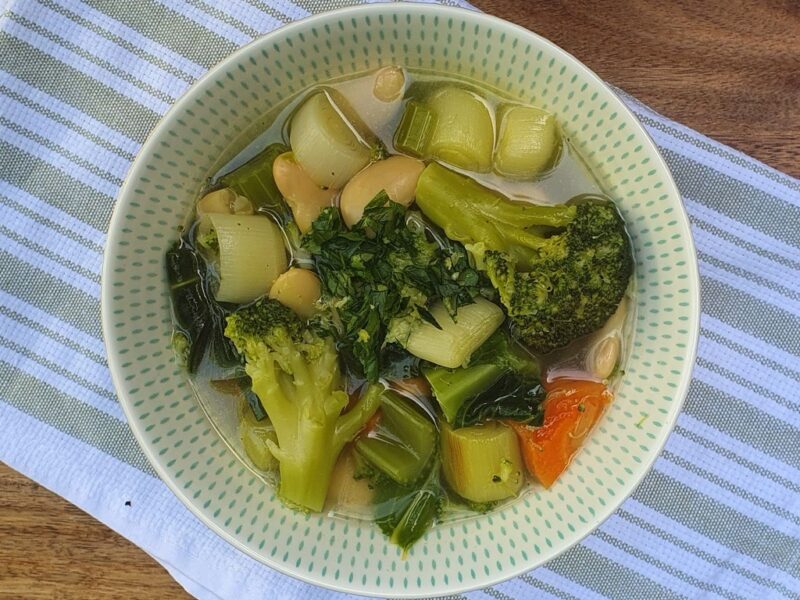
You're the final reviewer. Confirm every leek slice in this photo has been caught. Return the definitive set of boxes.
[394,87,494,172]
[402,297,504,368]
[209,213,287,304]
[289,91,372,189]
[494,104,561,179]
[426,87,494,172]
[441,421,524,503]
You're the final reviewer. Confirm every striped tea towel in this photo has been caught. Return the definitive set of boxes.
[1,1,799,599]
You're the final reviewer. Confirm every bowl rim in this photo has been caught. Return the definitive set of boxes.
[102,3,701,596]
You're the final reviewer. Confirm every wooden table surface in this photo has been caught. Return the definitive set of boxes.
[1,1,798,598]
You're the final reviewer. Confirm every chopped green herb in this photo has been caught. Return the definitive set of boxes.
[303,192,487,381]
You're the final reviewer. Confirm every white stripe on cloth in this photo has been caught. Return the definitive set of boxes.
[2,18,171,113]
[50,0,208,79]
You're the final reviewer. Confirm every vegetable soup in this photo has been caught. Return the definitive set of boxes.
[165,66,634,552]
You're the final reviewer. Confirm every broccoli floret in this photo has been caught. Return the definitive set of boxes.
[225,298,383,512]
[416,163,633,354]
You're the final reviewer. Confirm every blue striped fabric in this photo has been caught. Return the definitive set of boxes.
[1,1,799,599]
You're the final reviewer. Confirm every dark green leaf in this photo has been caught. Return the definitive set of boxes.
[453,375,545,428]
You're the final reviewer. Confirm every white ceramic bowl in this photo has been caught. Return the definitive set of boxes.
[103,4,700,596]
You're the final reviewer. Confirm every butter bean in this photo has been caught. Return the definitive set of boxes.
[268,267,321,318]
[272,152,337,233]
[585,297,628,379]
[587,335,621,379]
[196,188,236,215]
[340,156,425,227]
[373,66,405,102]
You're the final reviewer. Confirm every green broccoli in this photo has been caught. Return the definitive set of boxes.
[225,298,383,512]
[415,163,633,354]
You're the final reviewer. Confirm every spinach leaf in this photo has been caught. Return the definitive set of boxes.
[453,375,545,428]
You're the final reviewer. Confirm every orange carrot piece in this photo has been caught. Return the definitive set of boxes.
[507,379,612,488]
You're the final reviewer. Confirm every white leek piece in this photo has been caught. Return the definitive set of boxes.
[441,421,524,503]
[426,87,494,172]
[209,213,287,304]
[494,104,561,179]
[403,297,504,368]
[289,91,372,190]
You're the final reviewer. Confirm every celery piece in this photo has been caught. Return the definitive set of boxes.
[355,390,435,485]
[441,421,524,503]
[424,362,504,423]
[393,100,437,157]
[494,104,561,179]
[402,297,504,369]
[217,143,289,214]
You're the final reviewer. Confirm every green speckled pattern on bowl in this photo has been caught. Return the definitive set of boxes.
[102,5,699,597]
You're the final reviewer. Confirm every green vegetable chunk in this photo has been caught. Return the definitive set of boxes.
[394,86,494,172]
[355,390,435,486]
[217,142,290,216]
[415,163,633,353]
[360,454,444,554]
[394,100,436,157]
[494,104,561,178]
[425,329,541,424]
[389,465,441,553]
[165,241,238,372]
[441,421,524,504]
[426,363,503,423]
[225,298,383,512]
[239,399,278,471]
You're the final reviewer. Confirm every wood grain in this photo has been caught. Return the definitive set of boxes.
[469,0,800,178]
[0,463,188,599]
[1,2,798,598]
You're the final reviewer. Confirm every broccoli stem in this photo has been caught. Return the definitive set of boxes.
[415,163,577,267]
[268,383,384,512]
[416,163,575,231]
[276,419,341,512]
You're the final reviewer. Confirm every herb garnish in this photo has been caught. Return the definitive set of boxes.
[303,192,486,381]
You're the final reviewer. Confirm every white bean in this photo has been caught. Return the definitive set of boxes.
[272,152,337,233]
[587,335,621,379]
[340,155,425,227]
[268,267,322,318]
[585,297,628,379]
[373,66,405,102]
